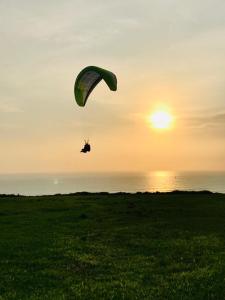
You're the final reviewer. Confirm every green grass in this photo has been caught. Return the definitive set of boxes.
[0,191,225,299]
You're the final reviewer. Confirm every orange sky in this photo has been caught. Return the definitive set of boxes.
[0,0,225,173]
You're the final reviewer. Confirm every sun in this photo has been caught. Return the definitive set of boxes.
[148,110,173,130]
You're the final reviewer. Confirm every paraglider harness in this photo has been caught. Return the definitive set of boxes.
[81,140,91,153]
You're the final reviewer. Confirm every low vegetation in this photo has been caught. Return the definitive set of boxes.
[0,191,225,299]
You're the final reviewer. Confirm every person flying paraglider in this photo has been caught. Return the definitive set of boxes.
[80,140,91,153]
[74,66,117,153]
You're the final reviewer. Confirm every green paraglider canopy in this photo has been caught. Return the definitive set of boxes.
[74,66,117,107]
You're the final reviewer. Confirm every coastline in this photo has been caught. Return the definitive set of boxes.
[0,189,224,197]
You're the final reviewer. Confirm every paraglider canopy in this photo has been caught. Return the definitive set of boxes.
[74,66,117,107]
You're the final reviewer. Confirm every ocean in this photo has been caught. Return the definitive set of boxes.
[0,171,224,195]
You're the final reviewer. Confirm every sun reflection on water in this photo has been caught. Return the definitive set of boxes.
[147,171,177,192]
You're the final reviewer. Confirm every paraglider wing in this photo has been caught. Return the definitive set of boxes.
[74,66,117,107]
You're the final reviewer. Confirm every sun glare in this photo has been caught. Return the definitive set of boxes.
[149,110,173,130]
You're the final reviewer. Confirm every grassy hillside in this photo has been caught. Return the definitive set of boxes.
[0,191,225,299]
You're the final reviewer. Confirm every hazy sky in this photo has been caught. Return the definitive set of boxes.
[0,0,225,173]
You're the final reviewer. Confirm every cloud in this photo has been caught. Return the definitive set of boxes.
[0,103,23,113]
[183,111,225,129]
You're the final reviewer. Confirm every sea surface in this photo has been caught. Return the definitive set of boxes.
[0,171,224,195]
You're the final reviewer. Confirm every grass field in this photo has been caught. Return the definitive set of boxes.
[0,191,225,299]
